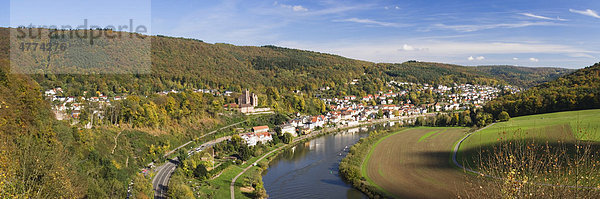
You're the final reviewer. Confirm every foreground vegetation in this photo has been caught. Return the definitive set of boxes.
[458,110,600,198]
[0,61,251,198]
[462,137,600,198]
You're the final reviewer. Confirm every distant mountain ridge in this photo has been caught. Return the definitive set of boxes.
[0,27,573,97]
[474,65,574,88]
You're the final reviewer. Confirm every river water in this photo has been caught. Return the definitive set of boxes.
[262,122,398,199]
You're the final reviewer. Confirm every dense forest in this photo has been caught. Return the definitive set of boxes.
[474,65,573,88]
[484,63,600,119]
[1,28,571,98]
[0,60,82,197]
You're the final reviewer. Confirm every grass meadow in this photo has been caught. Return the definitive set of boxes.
[461,109,600,152]
[458,109,600,198]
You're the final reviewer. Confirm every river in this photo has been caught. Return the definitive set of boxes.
[262,122,398,199]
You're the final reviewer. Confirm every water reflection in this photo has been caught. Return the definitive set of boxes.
[262,122,397,199]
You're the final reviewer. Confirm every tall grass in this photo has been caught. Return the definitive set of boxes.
[461,126,600,198]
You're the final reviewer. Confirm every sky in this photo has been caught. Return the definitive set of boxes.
[2,0,600,68]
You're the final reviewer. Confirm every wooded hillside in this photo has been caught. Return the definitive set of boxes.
[485,63,600,119]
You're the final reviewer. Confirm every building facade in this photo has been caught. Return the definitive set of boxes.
[238,89,258,113]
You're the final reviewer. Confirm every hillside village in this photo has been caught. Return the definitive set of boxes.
[43,80,517,146]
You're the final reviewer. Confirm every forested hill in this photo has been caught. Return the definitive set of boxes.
[1,60,82,197]
[484,63,600,119]
[379,62,573,88]
[1,27,570,97]
[474,65,574,88]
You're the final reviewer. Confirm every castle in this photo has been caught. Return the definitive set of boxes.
[238,89,258,113]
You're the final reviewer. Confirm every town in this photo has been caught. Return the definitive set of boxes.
[43,80,517,146]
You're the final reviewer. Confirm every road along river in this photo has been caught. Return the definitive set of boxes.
[262,122,398,199]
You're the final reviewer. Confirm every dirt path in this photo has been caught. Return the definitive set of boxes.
[365,128,476,198]
[111,131,122,154]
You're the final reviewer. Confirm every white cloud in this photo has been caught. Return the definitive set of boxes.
[292,5,308,12]
[520,13,567,21]
[568,53,595,58]
[432,21,559,32]
[277,3,308,12]
[398,44,428,51]
[513,57,519,60]
[468,56,484,61]
[395,6,400,10]
[303,4,373,16]
[402,44,415,51]
[569,9,600,19]
[274,2,307,12]
[529,57,539,62]
[335,18,403,27]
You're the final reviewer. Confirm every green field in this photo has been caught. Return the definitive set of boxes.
[454,109,600,197]
[362,127,476,198]
[460,109,600,153]
[360,110,600,198]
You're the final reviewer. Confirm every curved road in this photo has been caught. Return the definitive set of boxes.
[152,119,248,199]
[452,123,494,175]
[152,158,179,199]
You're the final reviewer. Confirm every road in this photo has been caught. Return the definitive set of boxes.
[161,119,249,158]
[229,114,433,199]
[152,158,179,199]
[152,119,248,199]
[452,123,495,175]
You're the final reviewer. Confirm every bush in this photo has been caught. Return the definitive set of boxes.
[193,164,208,179]
[282,132,293,144]
[498,111,510,122]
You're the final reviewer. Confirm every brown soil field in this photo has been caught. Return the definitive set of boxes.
[365,128,476,198]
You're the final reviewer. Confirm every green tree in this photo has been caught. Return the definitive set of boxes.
[282,132,293,144]
[498,111,510,122]
[177,149,187,162]
[253,180,268,199]
[131,173,153,199]
[193,163,209,179]
[415,116,424,126]
[167,182,195,199]
[238,145,252,161]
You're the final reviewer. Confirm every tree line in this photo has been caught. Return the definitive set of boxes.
[483,63,600,119]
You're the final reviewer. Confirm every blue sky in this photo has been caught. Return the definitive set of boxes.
[3,0,600,68]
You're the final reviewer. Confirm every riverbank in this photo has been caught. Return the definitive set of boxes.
[341,127,478,198]
[230,116,426,198]
[338,128,401,198]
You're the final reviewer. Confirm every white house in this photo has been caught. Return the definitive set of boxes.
[240,132,273,146]
[252,126,269,133]
[280,124,297,137]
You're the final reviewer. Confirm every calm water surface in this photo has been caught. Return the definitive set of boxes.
[262,123,398,199]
